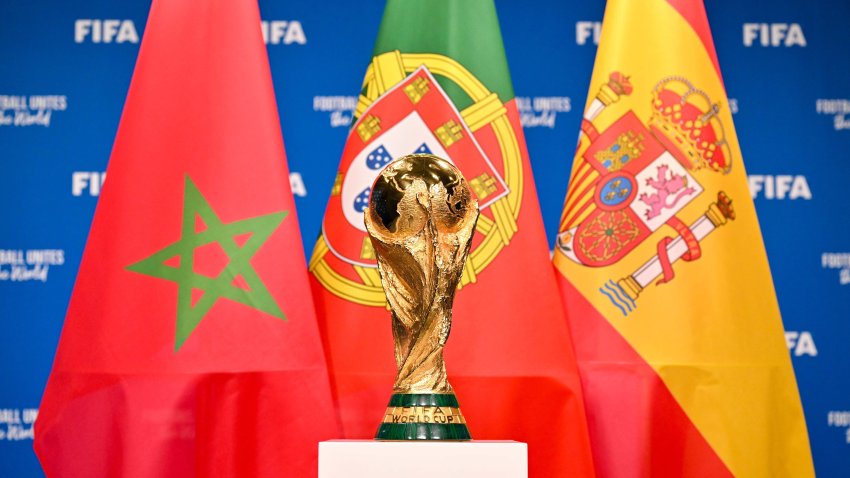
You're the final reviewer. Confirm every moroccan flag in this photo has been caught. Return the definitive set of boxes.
[34,0,338,476]
[309,1,595,476]
[553,0,814,476]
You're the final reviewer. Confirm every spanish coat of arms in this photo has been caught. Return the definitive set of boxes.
[556,72,736,315]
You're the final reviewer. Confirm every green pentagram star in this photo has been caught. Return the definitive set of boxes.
[127,175,288,351]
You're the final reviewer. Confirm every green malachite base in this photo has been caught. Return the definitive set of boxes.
[375,393,471,441]
[376,422,471,441]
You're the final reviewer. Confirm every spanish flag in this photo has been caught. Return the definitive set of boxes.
[553,0,814,476]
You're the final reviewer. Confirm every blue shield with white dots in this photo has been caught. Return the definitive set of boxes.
[353,187,371,213]
[366,145,393,170]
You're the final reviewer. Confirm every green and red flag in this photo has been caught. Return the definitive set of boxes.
[310,1,595,476]
[553,0,813,476]
[34,0,339,476]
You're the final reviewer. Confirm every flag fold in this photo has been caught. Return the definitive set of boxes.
[311,1,595,477]
[35,0,339,476]
[553,1,814,476]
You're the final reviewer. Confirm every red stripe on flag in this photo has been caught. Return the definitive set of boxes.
[581,119,600,141]
[664,0,723,84]
[556,272,733,478]
[655,216,701,285]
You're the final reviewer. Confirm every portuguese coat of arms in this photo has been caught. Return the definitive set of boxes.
[311,51,525,306]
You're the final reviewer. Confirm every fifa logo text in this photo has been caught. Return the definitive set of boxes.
[748,175,811,200]
[576,22,601,45]
[743,23,806,47]
[75,20,139,44]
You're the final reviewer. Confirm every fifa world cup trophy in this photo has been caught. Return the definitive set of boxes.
[364,154,478,440]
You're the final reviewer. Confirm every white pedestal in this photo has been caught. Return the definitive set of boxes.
[318,440,527,478]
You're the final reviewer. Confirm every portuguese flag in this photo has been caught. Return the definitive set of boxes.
[553,0,814,476]
[34,0,338,476]
[310,1,595,476]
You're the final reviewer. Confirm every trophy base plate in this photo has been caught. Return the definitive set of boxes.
[375,393,471,440]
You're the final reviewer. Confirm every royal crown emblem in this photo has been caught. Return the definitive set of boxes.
[311,51,525,306]
[557,72,735,316]
[648,76,732,173]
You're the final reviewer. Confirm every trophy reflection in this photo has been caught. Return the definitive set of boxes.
[364,154,478,440]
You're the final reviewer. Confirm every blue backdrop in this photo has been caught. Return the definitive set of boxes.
[1,0,848,476]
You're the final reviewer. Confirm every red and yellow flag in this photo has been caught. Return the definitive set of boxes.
[554,1,813,476]
[310,1,595,476]
[34,0,338,476]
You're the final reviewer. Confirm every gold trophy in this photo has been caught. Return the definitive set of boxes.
[364,154,478,440]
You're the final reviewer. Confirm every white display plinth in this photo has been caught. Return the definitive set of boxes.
[319,440,527,478]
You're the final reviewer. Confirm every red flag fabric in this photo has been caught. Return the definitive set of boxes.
[34,0,339,476]
[309,1,596,477]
